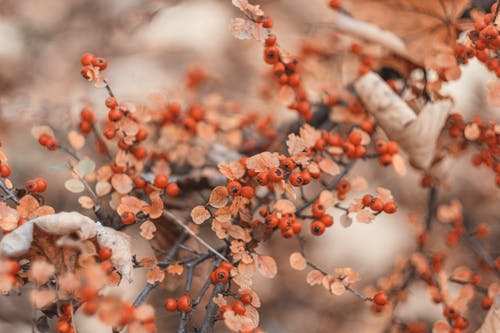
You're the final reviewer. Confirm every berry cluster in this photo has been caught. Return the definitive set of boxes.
[80,52,108,81]
[461,4,500,78]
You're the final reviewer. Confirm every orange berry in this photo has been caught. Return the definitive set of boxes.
[100,260,114,273]
[281,158,295,171]
[443,306,459,319]
[91,57,107,70]
[46,138,59,151]
[80,52,95,66]
[329,0,342,9]
[108,108,122,121]
[311,200,326,218]
[310,220,326,236]
[135,128,149,142]
[103,126,116,139]
[134,177,146,188]
[211,267,229,284]
[291,220,302,233]
[482,296,493,310]
[105,96,117,109]
[265,35,276,47]
[383,201,397,214]
[132,146,147,160]
[166,183,180,196]
[154,175,169,188]
[265,214,279,228]
[370,198,384,212]
[38,133,51,146]
[217,305,231,319]
[56,320,70,333]
[165,298,177,312]
[300,170,311,185]
[362,194,373,206]
[386,141,399,155]
[379,154,393,166]
[82,300,98,315]
[117,138,131,150]
[375,140,387,154]
[475,223,489,237]
[320,214,334,227]
[373,291,387,306]
[220,261,233,271]
[79,120,92,134]
[348,131,362,145]
[263,46,279,65]
[336,179,351,193]
[289,172,303,187]
[0,164,11,177]
[241,186,255,199]
[232,301,246,315]
[256,172,269,186]
[177,295,192,312]
[268,167,284,182]
[25,179,38,192]
[360,120,374,133]
[227,181,242,196]
[120,211,135,225]
[80,107,96,123]
[99,247,112,261]
[240,293,253,305]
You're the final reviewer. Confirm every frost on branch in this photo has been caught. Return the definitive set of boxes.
[355,72,452,169]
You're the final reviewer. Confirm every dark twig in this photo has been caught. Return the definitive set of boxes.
[296,160,355,214]
[132,233,189,306]
[493,0,500,24]
[425,186,437,231]
[200,282,226,333]
[0,178,19,205]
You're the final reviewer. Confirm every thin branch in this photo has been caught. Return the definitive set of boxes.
[132,233,189,306]
[425,186,437,231]
[200,282,226,333]
[163,210,229,262]
[296,160,356,215]
[0,178,19,205]
[493,0,500,24]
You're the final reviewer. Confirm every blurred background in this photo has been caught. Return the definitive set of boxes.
[0,0,498,332]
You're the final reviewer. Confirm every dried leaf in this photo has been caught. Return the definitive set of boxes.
[356,210,375,224]
[246,152,280,172]
[464,123,480,141]
[29,261,55,285]
[392,153,407,176]
[340,213,353,228]
[319,158,340,176]
[140,220,156,240]
[209,186,229,208]
[191,206,211,225]
[29,289,57,309]
[111,174,133,194]
[65,179,85,193]
[256,255,277,279]
[306,269,324,286]
[68,131,85,150]
[78,196,95,209]
[330,279,346,295]
[230,17,267,41]
[167,263,184,276]
[289,252,307,271]
[146,266,165,284]
[76,159,96,177]
[218,161,245,181]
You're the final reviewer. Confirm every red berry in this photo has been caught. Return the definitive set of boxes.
[120,211,135,225]
[98,247,112,261]
[227,181,242,196]
[177,295,192,312]
[373,292,387,306]
[166,183,180,197]
[154,175,169,188]
[0,164,11,178]
[232,301,246,315]
[165,298,177,312]
[80,53,95,66]
[310,220,326,236]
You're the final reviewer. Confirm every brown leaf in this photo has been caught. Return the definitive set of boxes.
[68,131,85,150]
[167,262,184,276]
[350,0,470,65]
[256,255,277,279]
[146,266,165,285]
[319,158,340,176]
[209,186,229,208]
[140,220,157,240]
[289,252,307,271]
[246,152,280,172]
[111,174,133,194]
[306,269,324,286]
[191,206,211,225]
[218,161,245,181]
